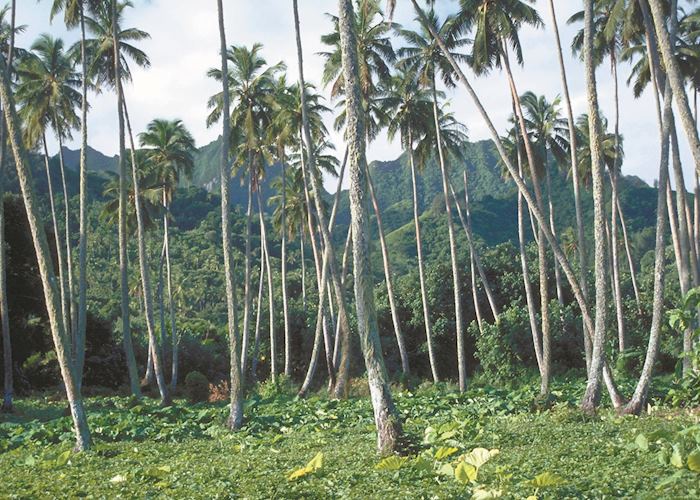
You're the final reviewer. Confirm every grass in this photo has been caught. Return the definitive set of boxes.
[1,380,699,499]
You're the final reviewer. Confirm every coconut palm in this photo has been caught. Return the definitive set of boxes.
[16,34,81,357]
[334,0,401,454]
[82,0,150,398]
[0,1,20,413]
[139,118,196,390]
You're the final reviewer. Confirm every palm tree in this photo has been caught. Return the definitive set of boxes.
[381,69,438,381]
[139,118,196,390]
[399,6,471,391]
[83,0,150,398]
[16,34,80,355]
[215,0,243,429]
[207,43,283,382]
[335,0,401,453]
[0,48,91,450]
[407,0,625,408]
[47,0,102,394]
[0,0,20,413]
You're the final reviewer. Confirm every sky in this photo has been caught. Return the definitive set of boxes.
[15,0,697,190]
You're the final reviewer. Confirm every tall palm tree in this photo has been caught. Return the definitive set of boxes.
[83,0,150,398]
[0,48,91,450]
[382,69,438,381]
[407,0,625,408]
[399,6,471,391]
[47,0,102,394]
[139,118,196,390]
[0,1,20,413]
[16,34,80,354]
[335,0,401,454]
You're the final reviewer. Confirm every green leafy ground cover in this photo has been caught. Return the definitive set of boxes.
[1,382,698,499]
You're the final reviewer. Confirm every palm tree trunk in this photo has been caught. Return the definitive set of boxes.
[295,0,352,399]
[408,139,438,382]
[366,170,409,375]
[545,0,591,370]
[431,78,467,392]
[0,0,15,412]
[250,242,266,383]
[56,138,75,347]
[281,158,291,377]
[616,195,641,309]
[157,239,167,374]
[256,187,276,382]
[470,252,484,333]
[112,0,140,399]
[410,0,625,409]
[648,0,700,175]
[545,165,564,310]
[609,171,625,352]
[42,137,71,347]
[122,96,170,406]
[0,52,91,450]
[241,174,254,381]
[75,1,89,391]
[216,0,243,428]
[336,0,401,453]
[163,198,178,390]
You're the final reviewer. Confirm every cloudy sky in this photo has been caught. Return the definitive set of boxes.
[16,0,695,189]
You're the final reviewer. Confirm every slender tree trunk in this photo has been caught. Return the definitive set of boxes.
[295,0,352,399]
[250,248,266,384]
[163,198,178,390]
[158,240,167,378]
[42,137,71,348]
[281,158,291,377]
[256,188,276,382]
[580,0,609,412]
[470,252,484,334]
[409,0,625,408]
[0,0,14,412]
[112,0,140,398]
[545,162,564,310]
[300,228,307,312]
[75,2,89,390]
[57,138,75,346]
[336,0,402,453]
[546,0,591,371]
[616,195,641,309]
[431,78,467,392]
[408,141,438,382]
[0,52,91,450]
[610,171,626,352]
[216,0,243,427]
[122,96,170,406]
[241,174,253,381]
[367,170,409,375]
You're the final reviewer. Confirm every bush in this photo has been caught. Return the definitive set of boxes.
[184,371,210,403]
[471,306,527,385]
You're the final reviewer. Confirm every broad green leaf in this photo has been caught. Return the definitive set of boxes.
[471,487,503,499]
[306,452,323,471]
[55,450,71,467]
[635,434,649,452]
[438,463,454,477]
[435,446,459,460]
[455,462,477,484]
[670,446,684,468]
[288,452,323,481]
[464,448,498,470]
[688,449,700,472]
[375,456,407,471]
[529,471,565,488]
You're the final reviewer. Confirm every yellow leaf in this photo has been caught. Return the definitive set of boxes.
[464,448,495,469]
[288,452,324,481]
[435,446,459,460]
[455,461,477,484]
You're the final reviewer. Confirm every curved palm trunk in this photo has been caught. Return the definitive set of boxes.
[609,172,626,352]
[367,170,409,375]
[0,53,91,450]
[408,142,439,382]
[281,159,291,377]
[294,0,352,400]
[470,252,484,333]
[431,79,467,392]
[250,247,266,384]
[300,228,307,312]
[333,225,353,369]
[546,0,591,370]
[57,138,75,346]
[123,97,170,406]
[502,52,551,396]
[0,0,15,412]
[256,188,276,382]
[216,0,243,428]
[410,0,624,409]
[616,196,641,309]
[42,137,71,347]
[336,0,402,453]
[240,175,254,381]
[112,0,140,399]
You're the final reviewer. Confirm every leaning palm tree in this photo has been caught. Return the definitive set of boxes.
[139,118,196,390]
[398,6,470,392]
[0,48,91,450]
[83,0,150,397]
[16,34,80,355]
[0,0,21,413]
[333,0,401,454]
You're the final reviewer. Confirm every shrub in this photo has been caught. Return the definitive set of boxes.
[471,306,527,385]
[184,371,210,403]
